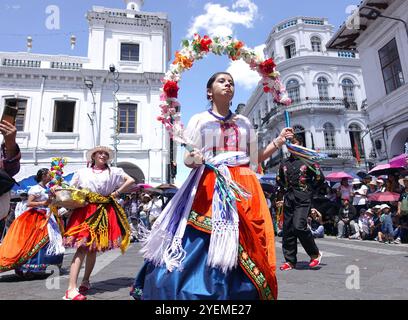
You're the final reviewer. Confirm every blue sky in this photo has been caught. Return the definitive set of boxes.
[0,0,358,184]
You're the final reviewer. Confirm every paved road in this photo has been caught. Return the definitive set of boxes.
[0,236,407,300]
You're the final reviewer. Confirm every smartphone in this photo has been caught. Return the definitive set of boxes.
[1,105,18,125]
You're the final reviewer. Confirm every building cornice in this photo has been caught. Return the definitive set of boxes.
[266,16,333,45]
[277,55,362,71]
[86,7,171,62]
[0,66,164,90]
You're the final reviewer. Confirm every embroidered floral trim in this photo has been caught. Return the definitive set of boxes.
[188,211,212,232]
[19,263,47,271]
[0,235,49,272]
[239,246,274,300]
[187,211,274,300]
[130,286,143,300]
[63,235,126,252]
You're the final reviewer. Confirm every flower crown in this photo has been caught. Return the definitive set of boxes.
[157,34,291,146]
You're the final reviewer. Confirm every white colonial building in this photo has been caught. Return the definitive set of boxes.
[327,0,408,162]
[0,0,173,184]
[243,16,373,174]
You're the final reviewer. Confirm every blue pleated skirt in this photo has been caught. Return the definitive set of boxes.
[131,225,258,300]
[15,242,64,275]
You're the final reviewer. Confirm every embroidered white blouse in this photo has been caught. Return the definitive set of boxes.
[70,167,126,196]
[28,184,49,209]
[183,111,256,160]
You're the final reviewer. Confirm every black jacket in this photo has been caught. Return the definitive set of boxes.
[337,205,357,221]
[277,156,325,195]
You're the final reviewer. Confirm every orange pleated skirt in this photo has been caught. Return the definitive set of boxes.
[0,209,49,272]
[188,166,278,300]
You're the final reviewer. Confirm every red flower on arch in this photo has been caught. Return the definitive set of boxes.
[163,81,179,98]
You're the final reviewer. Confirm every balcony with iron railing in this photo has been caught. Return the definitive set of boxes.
[337,51,356,58]
[2,58,41,68]
[317,147,364,160]
[261,97,359,127]
[51,62,83,70]
[0,52,87,71]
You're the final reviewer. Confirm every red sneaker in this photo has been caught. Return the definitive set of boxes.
[279,262,294,271]
[309,252,323,268]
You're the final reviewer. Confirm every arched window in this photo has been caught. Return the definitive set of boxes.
[284,39,296,59]
[317,77,329,100]
[349,123,364,159]
[311,36,322,52]
[287,79,300,103]
[323,122,336,149]
[293,125,306,147]
[342,78,357,110]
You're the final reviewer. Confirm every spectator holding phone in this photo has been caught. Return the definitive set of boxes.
[308,208,324,238]
[0,104,21,229]
[1,104,21,177]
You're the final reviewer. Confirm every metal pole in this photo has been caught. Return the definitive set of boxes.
[379,14,408,41]
[360,7,408,41]
[111,68,120,167]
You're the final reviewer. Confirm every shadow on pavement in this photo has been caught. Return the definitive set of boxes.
[294,261,325,271]
[0,272,51,282]
[86,277,134,295]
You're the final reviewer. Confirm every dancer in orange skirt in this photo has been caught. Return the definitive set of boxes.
[132,72,293,300]
[0,168,65,278]
[63,146,134,300]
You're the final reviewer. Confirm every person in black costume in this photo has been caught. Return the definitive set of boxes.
[276,137,324,271]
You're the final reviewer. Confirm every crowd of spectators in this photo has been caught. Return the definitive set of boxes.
[264,170,408,245]
[318,174,408,244]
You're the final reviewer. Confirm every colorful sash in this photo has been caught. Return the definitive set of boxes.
[141,151,250,273]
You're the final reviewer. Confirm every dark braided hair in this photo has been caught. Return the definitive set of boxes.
[35,168,49,183]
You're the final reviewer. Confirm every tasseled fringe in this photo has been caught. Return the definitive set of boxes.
[163,237,186,272]
[46,215,65,256]
[140,228,174,267]
[207,220,239,273]
[120,232,130,254]
[98,226,109,251]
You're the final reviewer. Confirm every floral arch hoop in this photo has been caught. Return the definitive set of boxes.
[157,34,291,146]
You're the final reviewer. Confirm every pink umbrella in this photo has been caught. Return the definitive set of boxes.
[368,163,405,176]
[389,154,408,168]
[368,191,400,202]
[128,183,153,193]
[136,183,153,189]
[325,171,353,182]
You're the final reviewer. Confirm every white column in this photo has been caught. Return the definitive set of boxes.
[87,26,106,69]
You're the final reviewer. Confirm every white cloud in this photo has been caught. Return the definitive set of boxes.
[4,4,21,10]
[187,0,258,38]
[226,44,265,90]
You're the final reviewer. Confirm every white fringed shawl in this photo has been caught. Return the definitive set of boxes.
[140,151,250,273]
